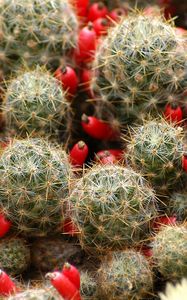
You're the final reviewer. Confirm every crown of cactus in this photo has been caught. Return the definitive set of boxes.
[98,250,153,300]
[31,237,84,272]
[4,66,67,137]
[93,14,187,124]
[69,164,157,253]
[80,271,98,299]
[152,225,187,280]
[0,237,30,276]
[8,288,61,300]
[159,278,187,300]
[0,138,71,237]
[167,192,187,221]
[127,119,185,194]
[0,0,78,77]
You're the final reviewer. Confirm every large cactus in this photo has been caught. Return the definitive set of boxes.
[0,0,78,77]
[4,66,67,137]
[69,164,157,253]
[0,138,71,237]
[93,14,187,125]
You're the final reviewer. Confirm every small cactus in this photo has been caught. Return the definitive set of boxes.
[98,250,153,300]
[93,14,187,124]
[4,66,67,137]
[80,271,98,300]
[31,237,84,272]
[69,164,157,253]
[167,192,187,221]
[0,138,71,237]
[0,237,30,276]
[127,119,185,194]
[152,225,187,280]
[0,0,78,77]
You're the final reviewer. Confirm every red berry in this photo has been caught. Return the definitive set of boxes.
[46,271,81,300]
[81,114,120,141]
[62,263,80,290]
[182,154,187,172]
[152,216,177,231]
[175,27,187,36]
[93,18,109,36]
[87,2,108,22]
[74,23,97,64]
[70,141,88,167]
[54,66,78,97]
[0,270,18,296]
[62,218,78,237]
[164,103,183,123]
[0,213,11,238]
[109,8,127,22]
[96,151,117,165]
[80,68,94,97]
[70,0,89,18]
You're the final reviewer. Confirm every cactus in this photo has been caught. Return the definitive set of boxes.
[159,278,187,300]
[69,164,157,253]
[127,119,185,195]
[31,237,84,272]
[93,14,187,124]
[0,237,30,276]
[4,66,67,137]
[8,287,61,300]
[167,192,187,221]
[152,225,187,280]
[80,271,98,300]
[98,250,153,300]
[0,0,78,77]
[0,138,71,237]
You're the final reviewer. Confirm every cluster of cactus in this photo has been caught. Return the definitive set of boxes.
[0,0,78,77]
[0,237,30,275]
[93,14,187,124]
[152,225,187,280]
[31,237,84,272]
[98,250,153,299]
[0,138,71,237]
[4,66,67,137]
[127,118,185,194]
[69,164,157,253]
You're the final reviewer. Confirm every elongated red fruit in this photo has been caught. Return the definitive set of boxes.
[93,18,109,36]
[164,103,183,123]
[109,8,127,22]
[96,149,124,161]
[80,69,94,98]
[95,150,117,165]
[182,154,187,172]
[70,0,89,18]
[62,263,80,290]
[152,216,176,231]
[81,114,119,141]
[0,270,17,296]
[70,141,88,166]
[74,23,97,64]
[87,2,108,22]
[46,271,81,300]
[54,66,78,97]
[0,213,12,238]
